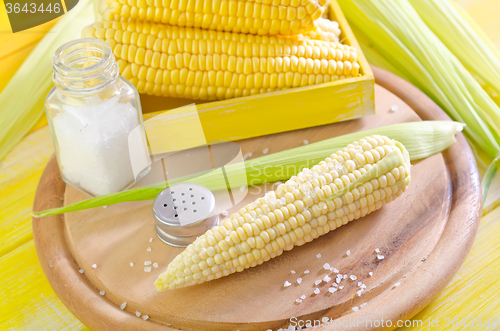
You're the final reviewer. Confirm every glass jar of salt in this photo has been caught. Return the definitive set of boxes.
[45,38,149,196]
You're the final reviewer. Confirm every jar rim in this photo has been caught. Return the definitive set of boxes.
[53,38,111,73]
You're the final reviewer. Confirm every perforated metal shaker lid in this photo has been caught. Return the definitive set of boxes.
[153,183,219,247]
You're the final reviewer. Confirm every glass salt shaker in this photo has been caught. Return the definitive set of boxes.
[45,38,149,197]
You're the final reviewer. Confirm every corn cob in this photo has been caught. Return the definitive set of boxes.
[82,21,359,100]
[155,135,411,290]
[100,0,327,36]
[303,18,341,42]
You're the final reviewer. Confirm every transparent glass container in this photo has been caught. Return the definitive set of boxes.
[45,38,149,197]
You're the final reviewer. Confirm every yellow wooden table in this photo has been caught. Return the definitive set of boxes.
[1,1,499,330]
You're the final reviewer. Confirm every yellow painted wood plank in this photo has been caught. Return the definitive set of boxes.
[0,240,88,330]
[0,127,53,256]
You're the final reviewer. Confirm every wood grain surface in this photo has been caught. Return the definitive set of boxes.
[32,68,482,331]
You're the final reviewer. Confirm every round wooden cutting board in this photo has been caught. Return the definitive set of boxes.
[32,68,482,331]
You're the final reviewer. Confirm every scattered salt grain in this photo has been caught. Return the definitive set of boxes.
[343,274,348,279]
[352,306,359,312]
[99,291,105,296]
[153,263,158,268]
[295,299,303,304]
[79,269,84,274]
[313,288,320,295]
[239,186,246,192]
[361,284,366,289]
[120,302,127,310]
[263,148,269,154]
[389,105,399,112]
[296,278,302,284]
[144,267,152,272]
[130,262,134,267]
[243,152,253,160]
[92,264,97,269]
[358,281,363,286]
[300,295,306,300]
[303,140,309,145]
[333,268,339,273]
[357,290,363,296]
[374,248,380,253]
[103,205,107,208]
[304,270,310,274]
[135,311,141,317]
[394,282,400,288]
[323,263,331,270]
[323,275,331,282]
[284,281,292,287]
[360,302,368,308]
[221,210,229,216]
[142,315,149,320]
[144,261,152,265]
[291,270,296,274]
[316,253,322,258]
[350,275,357,281]
[377,254,385,260]
[339,285,344,289]
[147,247,151,252]
[314,279,322,286]
[368,272,373,277]
[345,250,350,256]
[331,282,338,287]
[149,237,153,242]
[328,287,337,294]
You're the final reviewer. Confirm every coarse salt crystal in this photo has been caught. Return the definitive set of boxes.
[343,274,348,279]
[368,272,373,277]
[346,250,350,256]
[296,278,302,284]
[333,268,339,273]
[389,105,399,112]
[350,275,357,281]
[263,148,269,154]
[239,186,246,192]
[322,317,329,323]
[323,275,331,282]
[361,284,366,289]
[291,270,296,274]
[221,210,229,216]
[331,282,338,287]
[103,205,107,208]
[284,281,292,287]
[149,238,153,242]
[328,287,337,294]
[300,295,306,300]
[377,254,385,260]
[352,306,359,312]
[120,302,127,310]
[144,267,152,272]
[316,253,322,258]
[374,248,380,253]
[323,263,331,270]
[99,291,105,296]
[79,269,84,274]
[313,288,320,295]
[135,311,141,317]
[130,262,134,267]
[142,315,149,320]
[360,303,368,308]
[394,282,400,288]
[147,247,151,252]
[339,285,344,289]
[92,264,97,269]
[357,290,363,296]
[304,270,310,274]
[314,280,322,286]
[303,140,309,145]
[153,263,158,268]
[295,299,303,304]
[358,281,363,286]
[144,261,152,265]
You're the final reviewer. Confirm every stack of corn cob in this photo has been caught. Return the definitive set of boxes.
[83,0,358,100]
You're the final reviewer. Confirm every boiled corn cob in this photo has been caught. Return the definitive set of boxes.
[82,21,359,100]
[100,0,327,36]
[155,135,411,290]
[303,18,341,43]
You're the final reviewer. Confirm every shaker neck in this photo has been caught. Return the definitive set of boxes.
[52,38,119,94]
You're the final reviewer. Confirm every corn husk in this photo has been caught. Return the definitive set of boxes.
[0,0,97,161]
[33,121,464,217]
[339,0,500,202]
